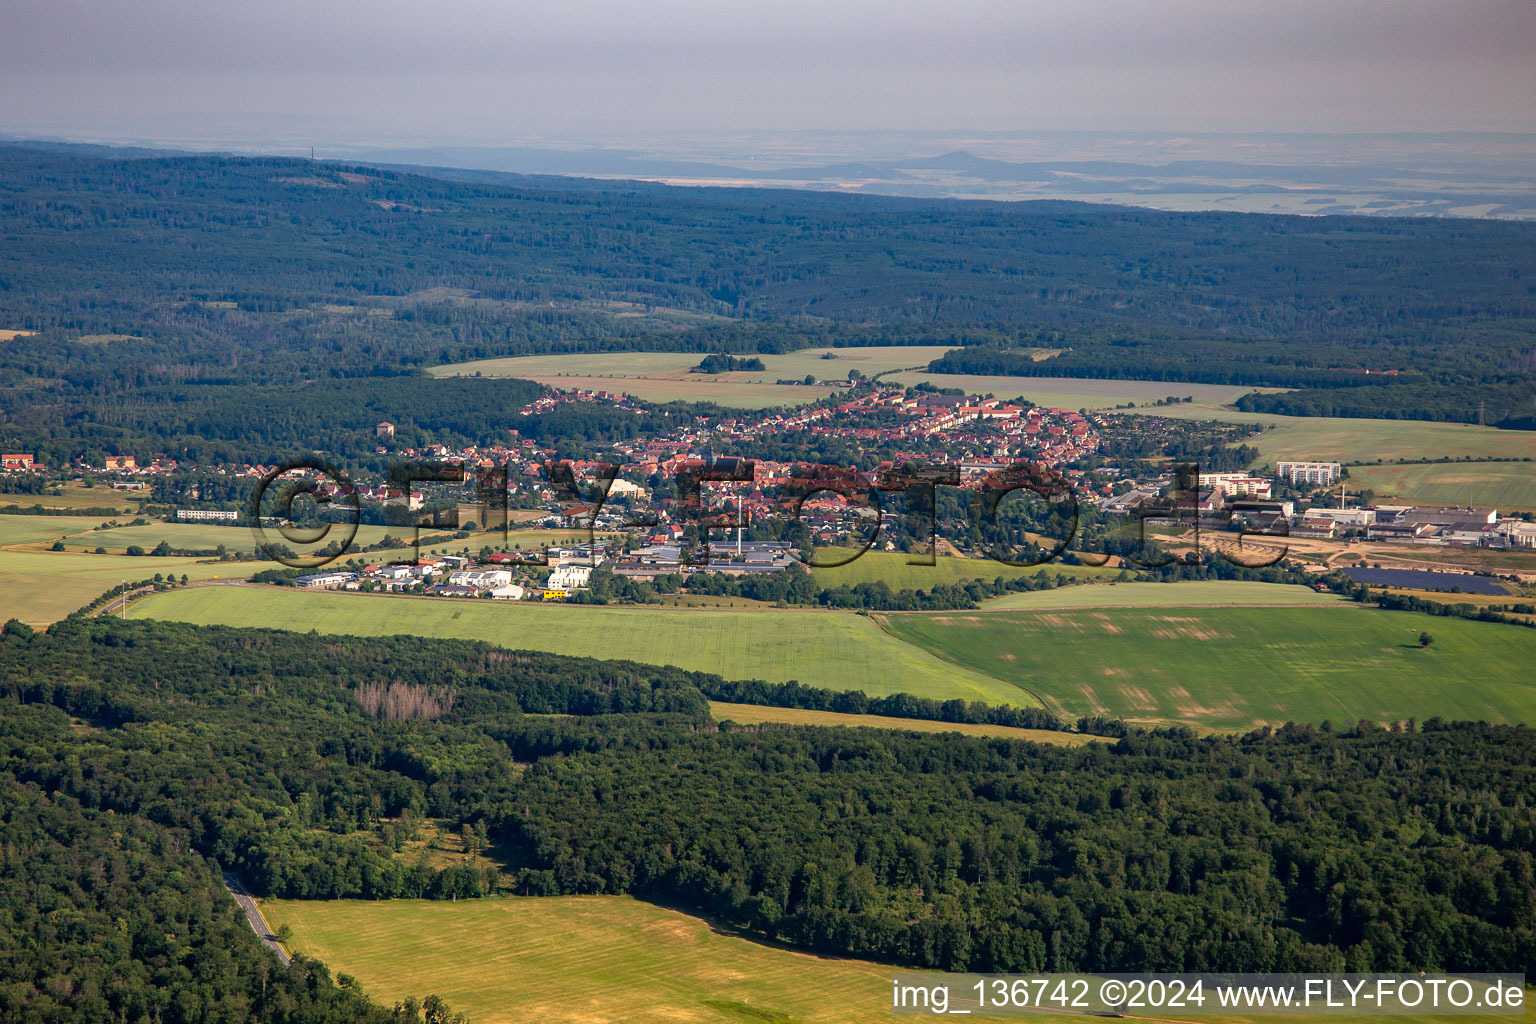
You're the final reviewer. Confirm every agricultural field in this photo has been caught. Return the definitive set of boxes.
[1248,417,1536,467]
[1375,590,1536,625]
[57,520,386,555]
[131,579,1536,729]
[0,513,115,547]
[59,519,491,559]
[427,346,965,408]
[133,585,1033,704]
[461,371,835,408]
[0,514,261,624]
[880,605,1536,730]
[978,579,1345,611]
[431,345,958,383]
[494,527,624,550]
[47,519,600,559]
[887,367,1535,466]
[1346,461,1536,511]
[888,371,1267,411]
[0,549,249,626]
[0,482,145,511]
[0,512,326,556]
[708,701,1101,743]
[1129,403,1536,466]
[808,548,1117,590]
[262,895,898,1024]
[262,896,1534,1024]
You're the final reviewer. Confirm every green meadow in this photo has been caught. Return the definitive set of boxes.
[0,482,144,511]
[0,514,257,624]
[885,367,1534,467]
[887,370,1264,410]
[707,701,1101,743]
[0,513,115,547]
[430,343,983,408]
[60,520,389,554]
[132,585,1032,704]
[427,345,971,408]
[263,895,897,1024]
[881,605,1536,730]
[0,549,248,626]
[808,548,1117,590]
[430,344,958,385]
[131,579,1536,732]
[1115,402,1536,466]
[264,896,1536,1024]
[1346,461,1536,511]
[976,579,1345,610]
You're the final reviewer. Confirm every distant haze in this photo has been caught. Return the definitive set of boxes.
[3,0,1534,143]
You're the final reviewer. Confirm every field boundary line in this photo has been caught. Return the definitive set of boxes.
[867,613,1055,713]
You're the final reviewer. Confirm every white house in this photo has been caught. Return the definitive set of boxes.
[294,571,356,589]
[547,564,593,590]
[447,569,514,588]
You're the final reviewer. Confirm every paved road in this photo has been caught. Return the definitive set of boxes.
[92,586,155,618]
[221,871,292,966]
[94,579,258,618]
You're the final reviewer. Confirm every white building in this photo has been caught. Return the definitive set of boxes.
[606,477,646,498]
[547,564,593,590]
[383,488,423,511]
[1276,461,1342,486]
[489,583,526,600]
[447,569,514,589]
[294,571,357,589]
[1199,474,1273,499]
[175,509,239,522]
[1304,507,1377,527]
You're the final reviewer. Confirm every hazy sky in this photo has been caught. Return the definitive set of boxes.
[3,0,1534,144]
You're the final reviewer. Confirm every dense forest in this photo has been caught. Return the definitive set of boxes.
[7,145,1531,344]
[926,336,1536,428]
[2,141,1535,467]
[0,780,468,1023]
[2,616,1531,1008]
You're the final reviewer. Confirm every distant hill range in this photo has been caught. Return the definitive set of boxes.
[317,131,1536,220]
